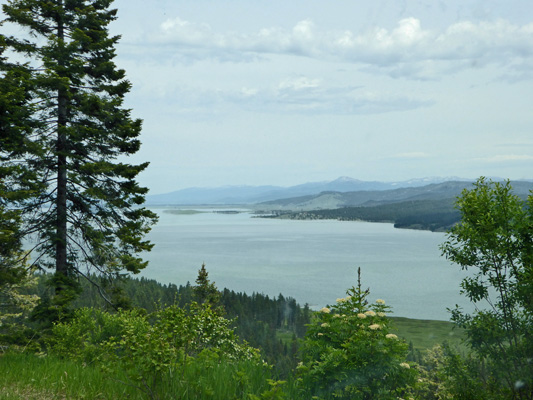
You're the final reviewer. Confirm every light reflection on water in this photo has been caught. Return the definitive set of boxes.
[140,208,470,321]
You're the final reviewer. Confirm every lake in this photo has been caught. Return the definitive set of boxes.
[140,208,470,321]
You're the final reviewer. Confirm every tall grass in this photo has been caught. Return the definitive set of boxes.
[0,352,144,399]
[160,358,276,399]
[0,352,281,400]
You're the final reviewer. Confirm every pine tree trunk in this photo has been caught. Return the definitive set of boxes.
[55,0,68,287]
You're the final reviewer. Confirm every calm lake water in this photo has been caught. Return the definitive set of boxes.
[140,208,470,321]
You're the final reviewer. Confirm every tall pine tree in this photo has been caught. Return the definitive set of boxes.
[0,0,157,306]
[0,34,36,288]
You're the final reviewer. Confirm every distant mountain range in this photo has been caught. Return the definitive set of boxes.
[145,177,533,232]
[255,181,471,211]
[255,179,533,231]
[145,176,475,206]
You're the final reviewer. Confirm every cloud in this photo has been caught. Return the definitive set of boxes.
[142,75,433,116]
[476,155,533,163]
[211,77,433,115]
[393,152,432,159]
[278,76,321,91]
[149,16,533,79]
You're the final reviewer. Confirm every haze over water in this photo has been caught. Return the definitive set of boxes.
[141,208,470,321]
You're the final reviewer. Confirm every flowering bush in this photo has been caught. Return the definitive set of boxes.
[297,270,417,399]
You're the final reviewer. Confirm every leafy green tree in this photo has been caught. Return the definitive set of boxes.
[0,0,157,306]
[441,177,533,398]
[297,269,417,399]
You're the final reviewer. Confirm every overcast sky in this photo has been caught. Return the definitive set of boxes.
[4,0,533,194]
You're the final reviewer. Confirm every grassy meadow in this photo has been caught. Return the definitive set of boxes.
[391,317,464,352]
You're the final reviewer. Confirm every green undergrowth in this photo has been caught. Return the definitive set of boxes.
[0,316,462,400]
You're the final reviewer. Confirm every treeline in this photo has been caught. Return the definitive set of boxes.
[266,198,460,232]
[27,273,310,375]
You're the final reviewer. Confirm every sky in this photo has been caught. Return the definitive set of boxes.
[4,0,533,194]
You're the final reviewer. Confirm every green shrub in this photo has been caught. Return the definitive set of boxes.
[297,269,417,399]
[48,307,131,363]
[48,303,268,398]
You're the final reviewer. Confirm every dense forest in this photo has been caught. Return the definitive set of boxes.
[25,272,311,376]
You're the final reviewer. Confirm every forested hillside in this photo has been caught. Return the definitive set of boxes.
[19,273,310,376]
[259,180,533,231]
[256,181,472,210]
[263,198,461,231]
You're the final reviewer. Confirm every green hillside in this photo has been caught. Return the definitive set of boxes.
[263,198,461,231]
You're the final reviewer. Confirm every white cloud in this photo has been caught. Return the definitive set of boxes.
[240,87,258,97]
[148,16,533,79]
[162,77,434,116]
[293,20,315,41]
[159,17,213,46]
[278,77,321,91]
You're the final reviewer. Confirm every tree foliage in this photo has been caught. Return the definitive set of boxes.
[441,177,533,398]
[0,67,39,344]
[25,272,311,375]
[0,0,157,305]
[0,199,25,289]
[0,34,32,287]
[193,263,222,311]
[297,269,417,399]
[49,304,263,398]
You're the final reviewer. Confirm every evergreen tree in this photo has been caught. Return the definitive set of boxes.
[193,263,222,312]
[0,35,33,289]
[0,0,157,307]
[0,193,25,289]
[0,194,26,294]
